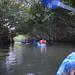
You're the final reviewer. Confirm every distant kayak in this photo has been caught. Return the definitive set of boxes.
[21,39,38,45]
[21,41,31,45]
[56,52,75,75]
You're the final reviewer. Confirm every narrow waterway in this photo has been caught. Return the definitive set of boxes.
[0,42,75,75]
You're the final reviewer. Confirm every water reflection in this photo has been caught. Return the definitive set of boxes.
[27,73,34,75]
[5,44,24,74]
[5,46,16,71]
[40,46,47,54]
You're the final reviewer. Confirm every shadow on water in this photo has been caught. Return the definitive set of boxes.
[0,42,75,75]
[0,43,14,62]
[0,44,10,49]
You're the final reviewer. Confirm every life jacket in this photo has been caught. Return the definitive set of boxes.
[40,39,46,44]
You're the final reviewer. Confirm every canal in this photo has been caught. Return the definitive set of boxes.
[0,42,75,75]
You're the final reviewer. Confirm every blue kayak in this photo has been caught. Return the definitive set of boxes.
[56,52,75,75]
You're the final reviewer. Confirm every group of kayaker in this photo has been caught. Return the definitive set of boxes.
[22,38,47,46]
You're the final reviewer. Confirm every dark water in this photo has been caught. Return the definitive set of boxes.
[0,42,75,75]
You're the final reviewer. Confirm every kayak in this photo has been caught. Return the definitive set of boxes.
[37,42,46,48]
[56,52,75,75]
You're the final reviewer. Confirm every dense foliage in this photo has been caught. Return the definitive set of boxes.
[0,0,75,42]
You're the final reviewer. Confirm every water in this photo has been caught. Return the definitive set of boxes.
[0,42,75,75]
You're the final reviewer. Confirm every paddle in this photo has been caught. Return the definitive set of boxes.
[42,0,75,12]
